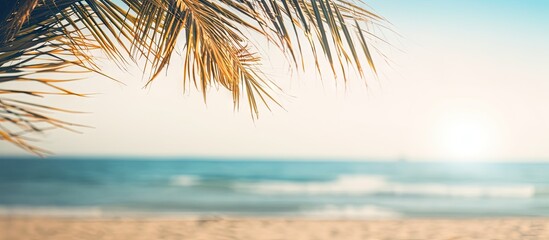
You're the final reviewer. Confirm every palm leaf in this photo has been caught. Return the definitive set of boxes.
[0,0,391,154]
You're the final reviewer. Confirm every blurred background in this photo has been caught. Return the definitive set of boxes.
[1,0,549,219]
[1,158,548,218]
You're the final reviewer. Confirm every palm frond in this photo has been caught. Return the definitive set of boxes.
[0,0,391,154]
[0,0,129,154]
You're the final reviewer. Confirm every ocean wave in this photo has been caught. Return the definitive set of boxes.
[302,205,401,219]
[234,175,386,195]
[234,175,536,198]
[0,206,104,217]
[171,175,199,187]
[0,206,205,218]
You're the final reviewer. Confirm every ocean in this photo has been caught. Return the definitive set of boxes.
[1,157,548,219]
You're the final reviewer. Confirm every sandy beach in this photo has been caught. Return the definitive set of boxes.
[1,217,548,240]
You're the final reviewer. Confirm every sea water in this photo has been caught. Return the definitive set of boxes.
[1,157,548,218]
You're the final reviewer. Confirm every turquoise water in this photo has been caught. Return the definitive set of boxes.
[1,157,548,218]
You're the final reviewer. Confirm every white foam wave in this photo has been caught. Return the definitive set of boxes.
[235,175,386,195]
[388,183,535,198]
[171,175,199,186]
[303,205,401,219]
[0,206,104,217]
[234,175,536,198]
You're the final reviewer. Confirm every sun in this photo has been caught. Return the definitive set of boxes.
[434,111,498,161]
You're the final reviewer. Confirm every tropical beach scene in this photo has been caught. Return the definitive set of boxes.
[1,0,549,240]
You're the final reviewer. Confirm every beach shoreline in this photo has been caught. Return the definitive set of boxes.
[1,216,548,240]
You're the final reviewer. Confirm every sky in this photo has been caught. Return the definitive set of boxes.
[2,0,549,161]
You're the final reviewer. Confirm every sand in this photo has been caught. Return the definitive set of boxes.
[1,217,548,240]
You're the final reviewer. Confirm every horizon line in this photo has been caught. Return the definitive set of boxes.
[1,155,549,163]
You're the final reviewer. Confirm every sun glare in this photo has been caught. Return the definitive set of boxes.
[434,111,498,161]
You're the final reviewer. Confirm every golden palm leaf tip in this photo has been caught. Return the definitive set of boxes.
[0,0,390,155]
